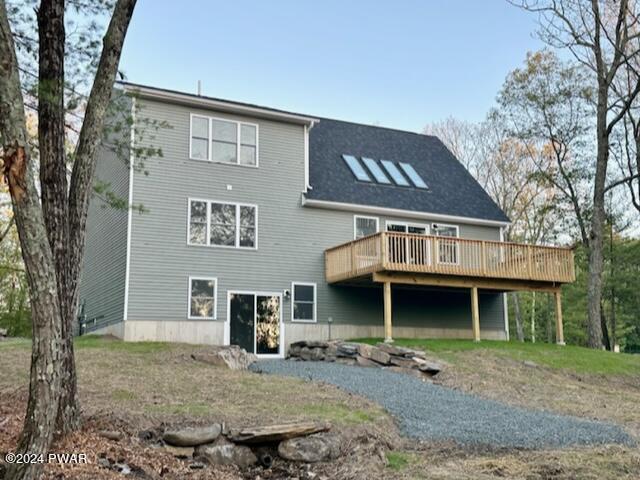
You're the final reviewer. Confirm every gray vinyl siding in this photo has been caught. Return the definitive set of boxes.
[126,98,505,335]
[78,122,130,331]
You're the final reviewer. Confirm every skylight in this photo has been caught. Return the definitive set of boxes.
[361,157,391,184]
[380,160,410,186]
[399,162,428,189]
[342,155,372,182]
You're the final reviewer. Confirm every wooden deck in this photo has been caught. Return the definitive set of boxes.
[325,232,575,288]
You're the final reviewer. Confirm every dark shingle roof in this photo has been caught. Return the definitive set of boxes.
[306,118,510,223]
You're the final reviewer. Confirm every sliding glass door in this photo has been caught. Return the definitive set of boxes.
[229,292,281,356]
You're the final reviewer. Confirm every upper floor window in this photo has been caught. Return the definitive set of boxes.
[188,199,257,249]
[190,114,258,167]
[354,215,379,239]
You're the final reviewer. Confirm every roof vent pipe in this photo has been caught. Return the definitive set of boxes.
[197,80,201,96]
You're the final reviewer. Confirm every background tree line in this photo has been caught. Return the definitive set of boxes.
[426,44,640,350]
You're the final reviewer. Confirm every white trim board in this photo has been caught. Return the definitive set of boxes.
[121,83,318,126]
[123,96,136,322]
[301,197,511,228]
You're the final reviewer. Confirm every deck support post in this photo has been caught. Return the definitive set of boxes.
[383,281,393,343]
[554,290,565,346]
[471,286,480,342]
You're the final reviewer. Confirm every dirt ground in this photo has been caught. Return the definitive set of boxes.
[0,338,639,479]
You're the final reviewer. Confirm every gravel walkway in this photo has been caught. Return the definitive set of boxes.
[251,360,634,448]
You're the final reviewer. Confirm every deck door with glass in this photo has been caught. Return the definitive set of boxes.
[386,222,430,265]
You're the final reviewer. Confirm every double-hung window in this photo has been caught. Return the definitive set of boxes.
[354,215,379,239]
[188,277,217,319]
[188,199,257,249]
[292,282,316,322]
[190,114,258,166]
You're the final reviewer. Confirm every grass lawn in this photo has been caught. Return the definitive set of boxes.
[355,338,640,375]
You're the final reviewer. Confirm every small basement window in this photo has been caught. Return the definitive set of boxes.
[292,282,316,322]
[189,277,217,319]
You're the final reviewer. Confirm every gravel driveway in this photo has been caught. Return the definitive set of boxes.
[251,360,634,448]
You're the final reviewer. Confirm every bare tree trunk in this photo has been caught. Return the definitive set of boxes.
[586,94,608,349]
[546,293,553,343]
[600,300,611,351]
[530,291,536,343]
[57,0,137,432]
[512,292,525,342]
[0,3,63,479]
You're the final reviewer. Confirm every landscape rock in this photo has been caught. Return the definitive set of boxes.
[229,422,330,444]
[192,346,257,370]
[195,437,257,468]
[309,347,325,361]
[277,433,341,463]
[336,343,358,357]
[163,424,221,447]
[98,430,124,441]
[299,347,313,361]
[523,360,538,368]
[356,356,379,367]
[0,327,7,337]
[287,339,442,377]
[413,358,442,375]
[388,356,418,369]
[163,445,194,458]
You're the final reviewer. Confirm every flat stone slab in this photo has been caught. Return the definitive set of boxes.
[163,424,221,447]
[228,422,330,444]
[252,360,635,449]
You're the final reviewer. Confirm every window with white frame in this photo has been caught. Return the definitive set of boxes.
[354,215,379,239]
[292,283,316,322]
[189,277,217,319]
[190,114,258,166]
[432,223,459,264]
[188,199,257,248]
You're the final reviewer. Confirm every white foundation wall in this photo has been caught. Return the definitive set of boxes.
[100,320,506,348]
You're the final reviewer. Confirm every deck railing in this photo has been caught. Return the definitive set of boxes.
[325,232,575,284]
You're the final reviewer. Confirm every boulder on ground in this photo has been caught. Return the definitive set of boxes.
[229,422,330,444]
[195,437,257,469]
[356,356,379,367]
[389,356,419,369]
[336,343,358,357]
[191,346,257,370]
[386,366,430,380]
[98,430,124,441]
[0,327,7,337]
[164,445,194,458]
[412,357,442,375]
[163,424,221,447]
[278,433,341,463]
[358,344,391,365]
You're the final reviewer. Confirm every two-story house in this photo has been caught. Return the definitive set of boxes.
[79,83,575,357]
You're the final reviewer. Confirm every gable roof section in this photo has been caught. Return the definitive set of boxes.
[306,118,510,224]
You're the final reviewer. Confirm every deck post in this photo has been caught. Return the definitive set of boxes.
[554,290,565,345]
[383,281,393,343]
[471,286,480,342]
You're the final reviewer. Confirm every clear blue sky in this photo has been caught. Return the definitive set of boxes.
[120,0,543,132]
